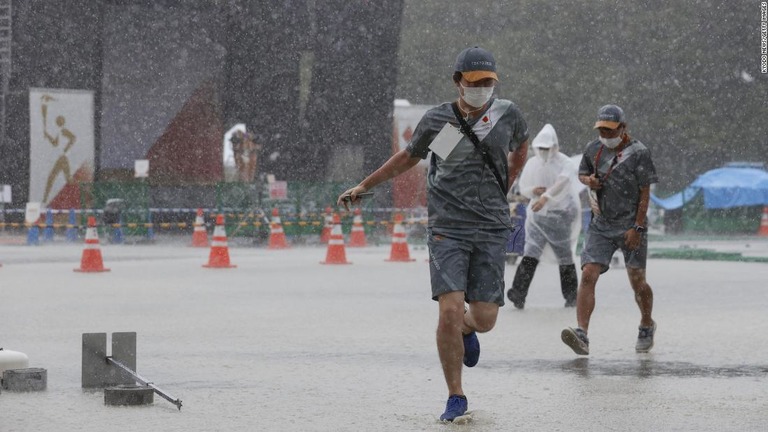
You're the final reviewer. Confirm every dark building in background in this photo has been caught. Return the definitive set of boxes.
[221,0,310,181]
[0,0,403,206]
[296,0,403,181]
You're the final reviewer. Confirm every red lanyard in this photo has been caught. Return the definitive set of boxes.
[593,141,625,181]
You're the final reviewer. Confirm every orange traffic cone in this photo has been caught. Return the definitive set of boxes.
[203,214,236,268]
[268,208,290,249]
[348,208,367,247]
[759,206,768,237]
[74,216,110,272]
[321,213,351,264]
[320,206,333,243]
[191,208,209,247]
[386,213,415,262]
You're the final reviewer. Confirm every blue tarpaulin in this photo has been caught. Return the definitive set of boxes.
[651,167,768,210]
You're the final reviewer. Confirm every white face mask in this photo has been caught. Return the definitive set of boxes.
[599,136,622,149]
[536,148,551,162]
[460,85,494,108]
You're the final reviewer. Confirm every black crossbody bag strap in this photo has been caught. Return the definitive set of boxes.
[451,102,508,194]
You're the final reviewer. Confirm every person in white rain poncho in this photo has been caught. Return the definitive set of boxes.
[507,124,581,309]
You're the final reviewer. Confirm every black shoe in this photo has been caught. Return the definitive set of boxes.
[506,289,525,309]
[559,264,578,305]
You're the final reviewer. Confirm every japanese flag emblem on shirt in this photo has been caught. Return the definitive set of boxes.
[472,113,494,141]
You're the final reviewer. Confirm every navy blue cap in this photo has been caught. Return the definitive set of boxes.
[594,104,625,129]
[454,46,498,82]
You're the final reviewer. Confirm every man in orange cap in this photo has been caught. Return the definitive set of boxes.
[561,104,658,356]
[338,46,529,422]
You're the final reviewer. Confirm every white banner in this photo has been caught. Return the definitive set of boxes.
[25,202,41,224]
[29,88,95,208]
[268,181,288,200]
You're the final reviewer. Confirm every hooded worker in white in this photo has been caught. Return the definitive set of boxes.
[507,124,582,308]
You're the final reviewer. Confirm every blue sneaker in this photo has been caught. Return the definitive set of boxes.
[463,332,480,367]
[440,394,468,422]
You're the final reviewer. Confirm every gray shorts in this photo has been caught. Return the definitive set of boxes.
[427,227,507,306]
[580,224,648,274]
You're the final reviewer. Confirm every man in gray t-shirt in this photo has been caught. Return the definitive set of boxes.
[561,104,658,357]
[338,46,528,422]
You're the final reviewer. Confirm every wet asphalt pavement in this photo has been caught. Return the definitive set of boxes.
[1,240,766,431]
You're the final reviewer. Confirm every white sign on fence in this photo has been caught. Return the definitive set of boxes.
[135,159,150,178]
[25,202,42,224]
[268,181,288,200]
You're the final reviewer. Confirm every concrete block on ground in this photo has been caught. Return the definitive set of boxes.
[2,368,47,391]
[104,385,154,406]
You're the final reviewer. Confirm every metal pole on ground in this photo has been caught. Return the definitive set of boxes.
[107,357,183,410]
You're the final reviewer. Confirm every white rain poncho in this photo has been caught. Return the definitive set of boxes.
[517,124,582,264]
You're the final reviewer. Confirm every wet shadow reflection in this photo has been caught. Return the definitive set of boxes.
[492,358,767,379]
[556,357,767,379]
[559,357,656,379]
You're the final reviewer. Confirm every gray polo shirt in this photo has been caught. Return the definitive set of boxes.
[406,98,529,229]
[579,138,658,228]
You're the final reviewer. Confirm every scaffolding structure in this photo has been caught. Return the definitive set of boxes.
[0,0,10,147]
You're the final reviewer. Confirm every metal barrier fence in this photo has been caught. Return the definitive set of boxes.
[0,180,432,243]
[0,206,430,245]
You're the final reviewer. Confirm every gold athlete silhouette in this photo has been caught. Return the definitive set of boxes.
[41,95,77,204]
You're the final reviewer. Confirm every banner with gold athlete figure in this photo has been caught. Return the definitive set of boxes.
[29,88,95,209]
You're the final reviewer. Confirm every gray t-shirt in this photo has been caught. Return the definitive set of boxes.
[579,138,658,229]
[406,99,529,229]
